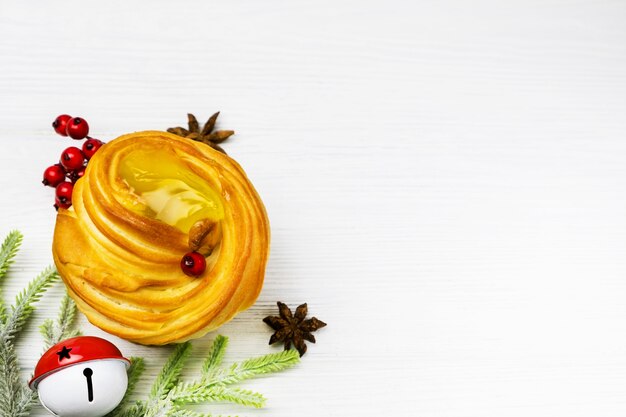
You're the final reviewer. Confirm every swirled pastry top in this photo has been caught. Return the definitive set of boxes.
[53,131,270,345]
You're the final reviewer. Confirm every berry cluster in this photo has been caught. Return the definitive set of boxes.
[43,114,205,277]
[42,115,104,210]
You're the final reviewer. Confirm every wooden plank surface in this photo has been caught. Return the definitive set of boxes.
[1,0,626,415]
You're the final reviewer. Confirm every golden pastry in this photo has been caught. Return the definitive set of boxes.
[52,131,270,345]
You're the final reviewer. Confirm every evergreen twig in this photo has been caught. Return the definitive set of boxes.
[0,230,22,280]
[0,230,22,325]
[106,357,145,417]
[110,335,300,417]
[151,342,192,401]
[202,335,228,376]
[39,291,82,348]
[0,232,59,417]
[0,266,58,343]
[167,410,231,417]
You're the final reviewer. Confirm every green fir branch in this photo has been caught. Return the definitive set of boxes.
[167,408,233,417]
[0,230,22,280]
[211,387,265,409]
[202,349,301,387]
[39,291,82,348]
[0,231,61,417]
[202,335,228,375]
[169,349,299,409]
[0,266,58,342]
[0,230,23,324]
[151,342,192,400]
[144,399,171,417]
[113,335,299,417]
[173,385,265,408]
[0,342,23,415]
[106,357,145,417]
[1,265,58,417]
[125,358,147,403]
[39,319,54,346]
[14,383,35,417]
[113,401,147,417]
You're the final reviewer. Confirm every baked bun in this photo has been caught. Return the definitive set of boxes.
[52,131,270,345]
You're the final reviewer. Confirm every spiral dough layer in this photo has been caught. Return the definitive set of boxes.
[53,131,270,345]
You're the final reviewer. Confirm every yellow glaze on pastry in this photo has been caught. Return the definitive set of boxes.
[52,131,270,345]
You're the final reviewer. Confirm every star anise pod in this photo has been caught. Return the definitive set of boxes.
[263,301,327,357]
[167,112,234,154]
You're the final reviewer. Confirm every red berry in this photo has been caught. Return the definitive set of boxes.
[52,115,72,136]
[55,182,74,207]
[60,147,85,170]
[82,138,103,160]
[180,252,206,277]
[66,117,89,139]
[67,166,86,183]
[54,196,71,210]
[42,164,66,187]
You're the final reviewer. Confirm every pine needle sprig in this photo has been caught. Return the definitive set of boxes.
[202,334,228,376]
[0,265,59,412]
[169,339,300,409]
[0,342,23,416]
[167,409,232,417]
[106,357,145,417]
[39,291,82,348]
[0,266,58,344]
[14,382,35,417]
[124,358,146,404]
[0,231,60,417]
[0,230,23,324]
[201,349,301,388]
[151,342,192,401]
[110,335,299,417]
[0,230,22,281]
[172,385,266,409]
[113,402,147,417]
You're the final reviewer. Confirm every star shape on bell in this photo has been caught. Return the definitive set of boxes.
[56,346,72,361]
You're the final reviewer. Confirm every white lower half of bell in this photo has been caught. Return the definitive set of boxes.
[37,359,128,417]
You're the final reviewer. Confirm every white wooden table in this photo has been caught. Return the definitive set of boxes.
[1,1,626,415]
